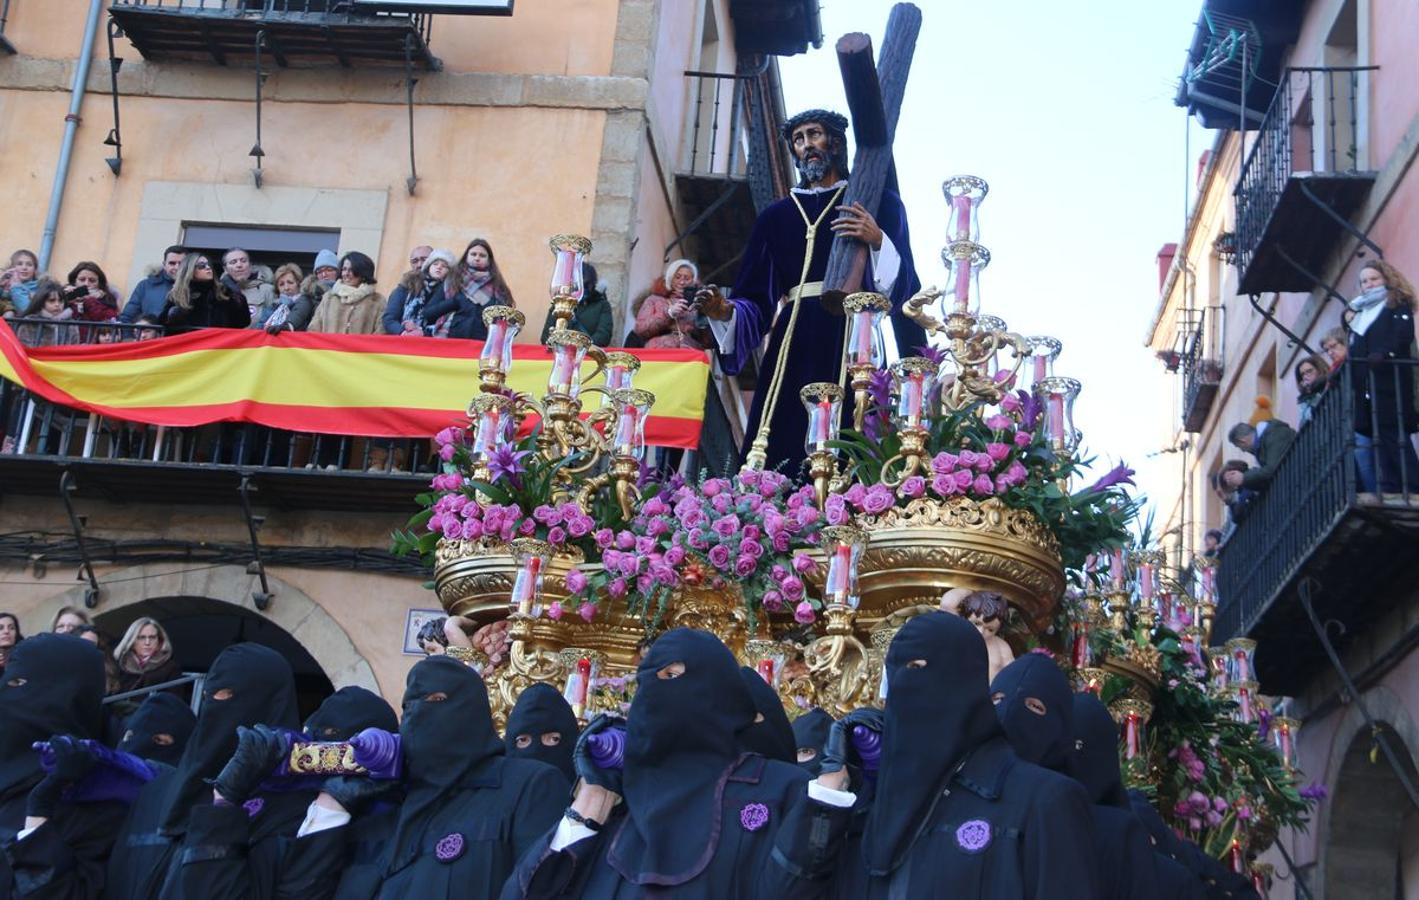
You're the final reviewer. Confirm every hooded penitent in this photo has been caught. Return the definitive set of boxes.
[0,634,105,798]
[990,653,1075,772]
[866,612,1001,877]
[790,708,834,777]
[119,692,197,768]
[609,628,757,886]
[304,685,398,742]
[156,643,299,834]
[504,682,578,783]
[1070,693,1130,809]
[387,656,504,876]
[738,667,796,764]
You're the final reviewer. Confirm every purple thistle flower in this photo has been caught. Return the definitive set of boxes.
[1086,463,1136,493]
[1016,389,1043,431]
[914,344,950,366]
[486,445,531,487]
[1299,782,1328,801]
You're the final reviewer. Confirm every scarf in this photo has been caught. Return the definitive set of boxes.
[328,281,377,306]
[264,292,299,330]
[1350,285,1389,336]
[461,269,498,307]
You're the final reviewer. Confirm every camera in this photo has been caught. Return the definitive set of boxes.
[63,285,88,302]
[685,284,707,307]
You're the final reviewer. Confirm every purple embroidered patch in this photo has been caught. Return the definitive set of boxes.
[435,832,465,863]
[740,802,769,832]
[242,798,264,818]
[955,819,991,852]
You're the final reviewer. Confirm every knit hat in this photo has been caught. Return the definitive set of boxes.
[664,258,698,287]
[421,249,456,275]
[1248,395,1273,426]
[313,249,339,272]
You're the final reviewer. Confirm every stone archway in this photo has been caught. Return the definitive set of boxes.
[53,564,377,694]
[1319,693,1419,900]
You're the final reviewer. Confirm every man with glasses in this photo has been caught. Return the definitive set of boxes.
[119,245,185,323]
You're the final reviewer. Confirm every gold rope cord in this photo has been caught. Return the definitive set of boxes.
[743,186,845,471]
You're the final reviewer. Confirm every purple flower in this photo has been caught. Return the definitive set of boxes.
[712,515,741,539]
[459,519,483,540]
[954,470,975,490]
[844,482,867,507]
[578,602,596,623]
[972,474,995,496]
[740,539,764,559]
[636,574,654,595]
[546,526,567,545]
[687,530,710,551]
[863,483,895,514]
[486,445,531,487]
[1086,463,1136,493]
[985,442,1011,463]
[566,514,594,538]
[899,475,926,498]
[616,531,636,550]
[565,569,588,593]
[1017,390,1043,430]
[642,495,669,517]
[780,575,805,601]
[772,531,791,553]
[594,528,615,550]
[762,590,783,611]
[708,544,732,569]
[1000,393,1022,414]
[635,535,657,557]
[711,493,732,514]
[984,414,1013,432]
[532,504,562,526]
[932,473,958,496]
[792,553,816,574]
[547,601,565,621]
[518,518,536,536]
[664,545,686,566]
[701,478,728,497]
[932,452,960,474]
[734,555,756,577]
[795,506,822,528]
[1299,782,1328,801]
[617,554,640,577]
[607,577,628,599]
[793,601,816,624]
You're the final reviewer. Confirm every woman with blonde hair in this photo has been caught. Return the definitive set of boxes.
[1348,258,1419,494]
[50,605,92,635]
[113,616,180,697]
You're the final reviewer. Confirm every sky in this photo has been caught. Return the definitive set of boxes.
[778,0,1210,515]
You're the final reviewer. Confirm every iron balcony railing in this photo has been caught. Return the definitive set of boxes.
[1181,307,1223,432]
[1233,66,1375,280]
[1214,360,1419,641]
[107,0,432,44]
[682,70,751,180]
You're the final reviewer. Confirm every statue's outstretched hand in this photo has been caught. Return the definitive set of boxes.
[695,286,733,322]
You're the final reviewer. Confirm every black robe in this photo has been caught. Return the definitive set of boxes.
[0,635,126,900]
[722,185,926,472]
[504,684,578,787]
[116,694,195,769]
[770,614,1099,900]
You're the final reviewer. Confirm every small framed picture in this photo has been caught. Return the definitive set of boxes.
[403,609,445,656]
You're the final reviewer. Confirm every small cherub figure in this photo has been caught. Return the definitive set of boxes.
[939,587,973,615]
[961,590,1015,682]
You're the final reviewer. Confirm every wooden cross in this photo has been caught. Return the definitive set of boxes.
[821,2,922,309]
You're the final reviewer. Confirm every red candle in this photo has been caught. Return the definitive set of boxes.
[1110,548,1125,590]
[1123,711,1142,759]
[614,405,639,453]
[854,311,874,364]
[551,250,578,294]
[1033,355,1047,382]
[1139,563,1154,601]
[1233,649,1250,682]
[951,194,973,240]
[952,259,973,312]
[1278,724,1292,766]
[512,554,541,614]
[756,658,774,685]
[575,657,591,707]
[1048,393,1065,444]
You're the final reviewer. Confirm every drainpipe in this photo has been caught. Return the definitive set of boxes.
[37,0,104,272]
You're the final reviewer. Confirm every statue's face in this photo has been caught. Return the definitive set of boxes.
[791,121,833,163]
[968,612,1000,637]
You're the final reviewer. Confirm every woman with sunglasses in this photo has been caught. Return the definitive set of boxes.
[161,254,251,333]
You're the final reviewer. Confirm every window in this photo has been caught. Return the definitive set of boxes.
[181,224,341,278]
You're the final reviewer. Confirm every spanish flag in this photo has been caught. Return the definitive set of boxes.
[0,326,711,450]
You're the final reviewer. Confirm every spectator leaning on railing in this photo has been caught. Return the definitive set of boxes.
[1321,327,1348,371]
[422,238,515,340]
[64,261,121,324]
[221,247,276,322]
[383,248,455,336]
[254,263,316,333]
[1294,353,1331,428]
[1347,259,1419,495]
[118,245,185,323]
[15,278,77,347]
[162,253,251,332]
[308,251,384,335]
[1224,398,1297,493]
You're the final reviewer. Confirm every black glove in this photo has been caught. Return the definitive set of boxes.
[26,735,99,818]
[321,775,397,814]
[212,724,289,805]
[819,707,884,789]
[573,712,626,795]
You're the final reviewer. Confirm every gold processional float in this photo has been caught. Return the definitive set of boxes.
[404,180,1312,889]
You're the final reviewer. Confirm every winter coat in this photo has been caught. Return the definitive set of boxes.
[252,294,316,332]
[119,272,175,323]
[16,307,76,347]
[540,290,615,347]
[382,277,450,336]
[161,281,251,332]
[308,282,384,335]
[1349,302,1419,436]
[632,290,707,349]
[223,275,277,323]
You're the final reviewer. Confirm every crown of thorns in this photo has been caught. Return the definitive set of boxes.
[781,109,849,144]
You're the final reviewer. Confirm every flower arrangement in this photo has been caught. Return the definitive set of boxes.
[561,468,826,625]
[834,381,1139,571]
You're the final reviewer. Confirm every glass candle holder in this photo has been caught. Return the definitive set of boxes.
[1207,647,1230,694]
[609,388,654,459]
[1033,375,1081,454]
[745,639,792,688]
[469,393,518,461]
[508,538,552,617]
[545,329,591,399]
[1232,681,1258,724]
[1109,546,1128,592]
[1226,637,1257,684]
[820,525,867,609]
[842,292,890,368]
[603,351,641,393]
[942,175,989,242]
[480,306,524,375]
[1271,715,1300,769]
[1131,550,1163,607]
[941,240,990,317]
[1024,335,1062,386]
[800,382,845,456]
[547,234,591,302]
[558,649,603,720]
[892,357,941,429]
[1070,618,1093,668]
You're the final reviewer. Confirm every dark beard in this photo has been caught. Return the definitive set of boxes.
[797,154,831,185]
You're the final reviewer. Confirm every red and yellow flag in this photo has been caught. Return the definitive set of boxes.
[0,326,711,449]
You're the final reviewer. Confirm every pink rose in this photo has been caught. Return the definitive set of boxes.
[701,478,727,497]
[795,506,821,528]
[635,535,656,556]
[863,484,895,514]
[986,442,1011,462]
[899,476,926,498]
[1000,393,1022,414]
[954,470,975,490]
[546,526,567,545]
[794,601,816,624]
[780,575,805,600]
[932,451,959,474]
[740,539,764,559]
[771,563,789,581]
[459,519,484,540]
[708,543,732,569]
[824,494,850,525]
[972,474,995,496]
[984,414,1013,431]
[762,590,783,611]
[546,601,565,621]
[932,473,957,496]
[712,515,741,539]
[844,483,867,507]
[664,545,686,566]
[594,528,615,549]
[711,494,732,514]
[616,531,636,550]
[566,514,593,538]
[578,602,596,623]
[792,552,816,574]
[607,577,628,599]
[565,569,588,594]
[1013,430,1033,448]
[636,574,653,595]
[772,531,791,553]
[957,449,979,469]
[735,555,757,577]
[642,495,669,517]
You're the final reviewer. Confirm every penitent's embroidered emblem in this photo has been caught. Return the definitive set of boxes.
[242,798,264,818]
[955,819,991,852]
[740,803,770,832]
[435,832,466,862]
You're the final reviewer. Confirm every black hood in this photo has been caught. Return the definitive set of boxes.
[119,691,196,768]
[791,708,835,777]
[0,634,104,798]
[389,656,504,875]
[1070,692,1129,809]
[505,682,578,783]
[866,612,1002,876]
[991,653,1074,772]
[304,686,397,742]
[158,643,299,834]
[610,628,756,886]
[738,667,796,763]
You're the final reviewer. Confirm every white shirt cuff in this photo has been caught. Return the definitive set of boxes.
[296,800,352,838]
[549,816,598,851]
[807,780,857,808]
[871,233,901,294]
[16,824,40,841]
[708,308,737,355]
